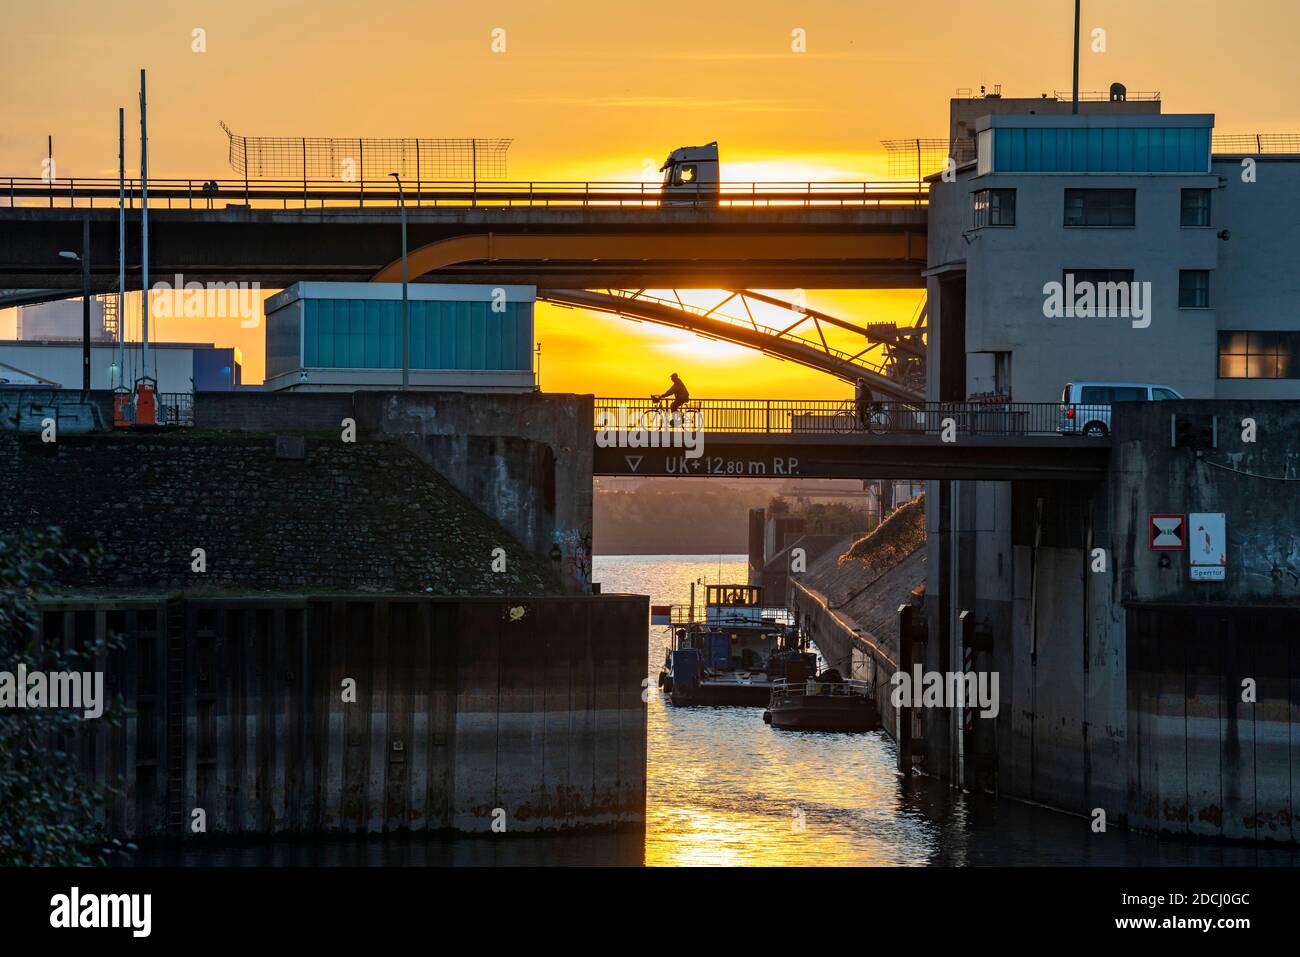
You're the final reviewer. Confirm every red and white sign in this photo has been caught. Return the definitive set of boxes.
[650,605,672,625]
[1189,513,1227,581]
[1149,514,1185,550]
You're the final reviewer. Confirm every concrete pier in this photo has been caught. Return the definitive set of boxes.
[922,400,1300,842]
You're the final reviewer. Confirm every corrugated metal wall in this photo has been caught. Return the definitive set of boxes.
[303,299,531,371]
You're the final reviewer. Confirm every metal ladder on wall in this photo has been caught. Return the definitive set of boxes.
[164,600,186,832]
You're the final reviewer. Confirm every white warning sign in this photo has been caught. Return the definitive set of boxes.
[1149,514,1184,550]
[1188,512,1226,581]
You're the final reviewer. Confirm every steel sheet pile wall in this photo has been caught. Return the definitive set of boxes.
[1127,605,1300,842]
[39,594,647,839]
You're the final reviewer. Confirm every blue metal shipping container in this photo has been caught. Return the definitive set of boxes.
[671,648,701,691]
[262,281,536,393]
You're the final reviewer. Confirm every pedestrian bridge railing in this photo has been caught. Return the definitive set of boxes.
[594,398,1075,437]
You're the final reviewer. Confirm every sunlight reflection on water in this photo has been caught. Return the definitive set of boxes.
[600,555,936,867]
[598,554,1300,869]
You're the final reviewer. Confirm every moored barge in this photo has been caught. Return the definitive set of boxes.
[657,584,816,706]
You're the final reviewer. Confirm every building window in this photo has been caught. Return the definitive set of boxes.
[1064,188,1136,227]
[1178,269,1211,308]
[1063,269,1136,287]
[1180,188,1211,227]
[1059,270,1136,317]
[1218,332,1299,379]
[973,188,1016,227]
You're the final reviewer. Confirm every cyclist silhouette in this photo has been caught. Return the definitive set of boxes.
[653,373,690,412]
[854,378,874,429]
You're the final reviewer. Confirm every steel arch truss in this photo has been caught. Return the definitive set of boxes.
[540,288,926,401]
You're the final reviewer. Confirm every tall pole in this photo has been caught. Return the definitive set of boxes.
[1072,0,1081,114]
[139,69,150,381]
[390,173,409,390]
[47,135,53,208]
[117,107,125,390]
[81,217,91,391]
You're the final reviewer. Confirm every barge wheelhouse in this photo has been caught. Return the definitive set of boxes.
[658,584,815,706]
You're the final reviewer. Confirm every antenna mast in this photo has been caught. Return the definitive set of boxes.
[1072,1,1081,114]
[139,69,150,379]
[117,107,125,390]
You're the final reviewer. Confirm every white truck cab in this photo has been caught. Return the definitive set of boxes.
[660,142,719,205]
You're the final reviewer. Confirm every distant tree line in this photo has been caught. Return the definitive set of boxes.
[594,485,774,554]
[767,496,874,536]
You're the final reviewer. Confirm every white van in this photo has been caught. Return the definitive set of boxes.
[660,142,720,206]
[1058,381,1184,437]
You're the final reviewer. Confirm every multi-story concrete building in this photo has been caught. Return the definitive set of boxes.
[928,108,1300,404]
[917,96,1300,842]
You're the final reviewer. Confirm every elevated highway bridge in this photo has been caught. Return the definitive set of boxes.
[0,178,927,291]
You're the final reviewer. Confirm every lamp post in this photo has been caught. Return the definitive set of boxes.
[389,172,410,390]
[58,239,91,391]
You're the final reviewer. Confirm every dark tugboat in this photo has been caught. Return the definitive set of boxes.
[763,670,880,732]
[658,584,816,706]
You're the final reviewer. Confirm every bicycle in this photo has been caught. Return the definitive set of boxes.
[643,395,703,432]
[831,400,891,434]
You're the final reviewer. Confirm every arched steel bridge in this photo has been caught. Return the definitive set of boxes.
[537,289,925,401]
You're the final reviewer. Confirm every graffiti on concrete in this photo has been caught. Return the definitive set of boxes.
[554,522,593,590]
[1237,529,1300,587]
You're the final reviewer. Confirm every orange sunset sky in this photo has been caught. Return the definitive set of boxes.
[3,1,1298,398]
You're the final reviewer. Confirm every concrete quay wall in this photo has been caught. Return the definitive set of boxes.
[38,594,647,840]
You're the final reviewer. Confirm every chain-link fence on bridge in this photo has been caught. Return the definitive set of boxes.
[220,122,512,182]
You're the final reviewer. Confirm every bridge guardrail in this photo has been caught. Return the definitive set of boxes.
[594,398,1079,437]
[2,177,929,211]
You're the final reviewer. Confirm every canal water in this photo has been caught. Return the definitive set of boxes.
[135,554,1300,866]
[601,555,1299,867]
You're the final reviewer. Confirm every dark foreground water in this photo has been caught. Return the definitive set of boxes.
[135,555,1300,866]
